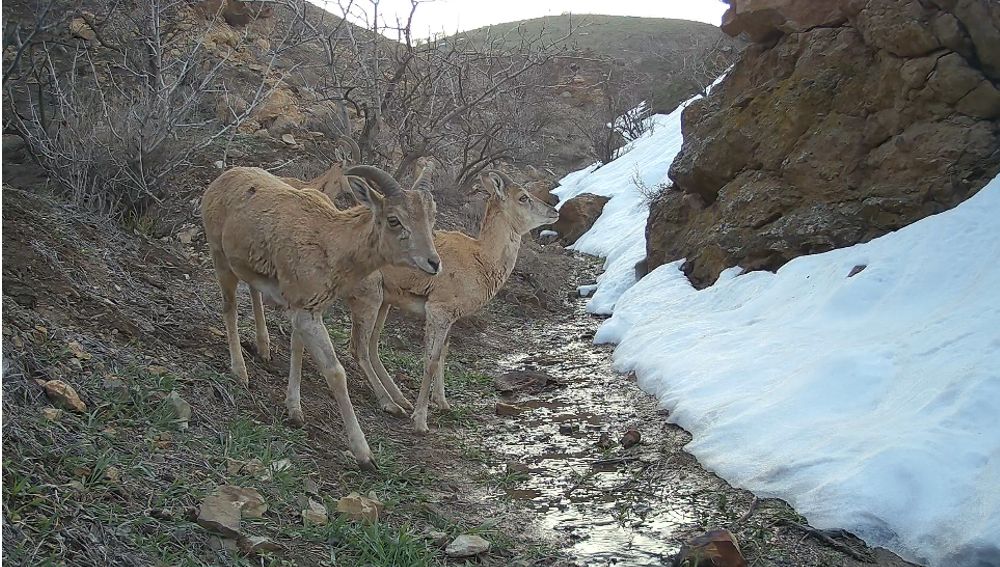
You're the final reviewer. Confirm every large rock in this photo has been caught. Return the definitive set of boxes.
[649,0,1000,288]
[721,0,850,43]
[551,193,610,245]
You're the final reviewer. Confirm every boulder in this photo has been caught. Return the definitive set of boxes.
[650,0,1000,288]
[550,193,610,245]
[721,0,850,43]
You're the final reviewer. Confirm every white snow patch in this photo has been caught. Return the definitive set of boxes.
[539,230,558,238]
[553,73,1000,566]
[553,102,692,315]
[598,174,1000,566]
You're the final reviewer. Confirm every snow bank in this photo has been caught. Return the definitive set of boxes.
[555,86,1000,565]
[599,174,1000,566]
[552,103,691,315]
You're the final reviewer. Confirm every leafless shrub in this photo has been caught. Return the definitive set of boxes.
[572,65,649,166]
[291,0,573,194]
[632,167,670,206]
[3,0,310,216]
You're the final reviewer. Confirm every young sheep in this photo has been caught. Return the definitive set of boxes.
[201,165,441,469]
[345,170,558,432]
[277,136,361,206]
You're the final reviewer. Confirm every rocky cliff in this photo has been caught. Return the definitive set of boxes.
[646,0,1000,287]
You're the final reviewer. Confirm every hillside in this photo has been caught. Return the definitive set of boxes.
[455,14,743,112]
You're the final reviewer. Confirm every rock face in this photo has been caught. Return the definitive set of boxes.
[647,0,1000,288]
[551,193,611,245]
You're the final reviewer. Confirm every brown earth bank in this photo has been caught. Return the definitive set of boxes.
[3,168,915,565]
[646,0,1000,288]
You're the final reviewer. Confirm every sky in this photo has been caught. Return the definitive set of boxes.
[311,0,729,37]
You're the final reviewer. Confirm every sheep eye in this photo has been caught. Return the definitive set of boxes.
[387,216,401,228]
[519,194,530,203]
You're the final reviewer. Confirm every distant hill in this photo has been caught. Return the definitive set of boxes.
[454,14,743,112]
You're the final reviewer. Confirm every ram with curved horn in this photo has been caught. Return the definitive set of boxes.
[201,164,441,470]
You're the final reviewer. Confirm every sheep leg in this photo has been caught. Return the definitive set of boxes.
[210,249,248,386]
[249,288,271,362]
[348,295,407,417]
[412,309,452,434]
[369,302,414,411]
[292,310,375,471]
[430,337,451,411]
[285,328,305,426]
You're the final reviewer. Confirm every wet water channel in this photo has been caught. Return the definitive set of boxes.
[482,299,730,566]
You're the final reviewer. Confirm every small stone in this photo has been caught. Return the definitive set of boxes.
[558,423,577,435]
[336,492,383,523]
[421,528,449,547]
[69,17,96,41]
[258,458,291,481]
[280,134,297,146]
[213,160,225,169]
[41,407,63,421]
[304,477,320,495]
[238,535,281,556]
[494,370,560,395]
[847,264,867,278]
[216,485,267,518]
[43,380,87,412]
[228,148,246,159]
[102,376,127,391]
[103,466,121,483]
[67,340,92,360]
[151,431,173,449]
[147,365,168,376]
[445,534,491,558]
[165,390,192,428]
[301,498,328,526]
[672,528,746,567]
[177,226,201,245]
[197,494,241,538]
[596,432,614,449]
[495,402,522,417]
[621,429,641,449]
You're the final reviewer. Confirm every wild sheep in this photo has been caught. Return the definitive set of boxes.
[345,170,558,432]
[277,136,361,206]
[201,165,441,469]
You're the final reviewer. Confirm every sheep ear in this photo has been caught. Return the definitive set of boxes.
[478,171,506,200]
[346,175,384,213]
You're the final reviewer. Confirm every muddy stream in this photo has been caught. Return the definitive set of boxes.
[480,297,733,566]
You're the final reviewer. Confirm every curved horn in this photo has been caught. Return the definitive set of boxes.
[345,165,402,197]
[337,136,361,163]
[482,169,517,190]
[411,158,435,192]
